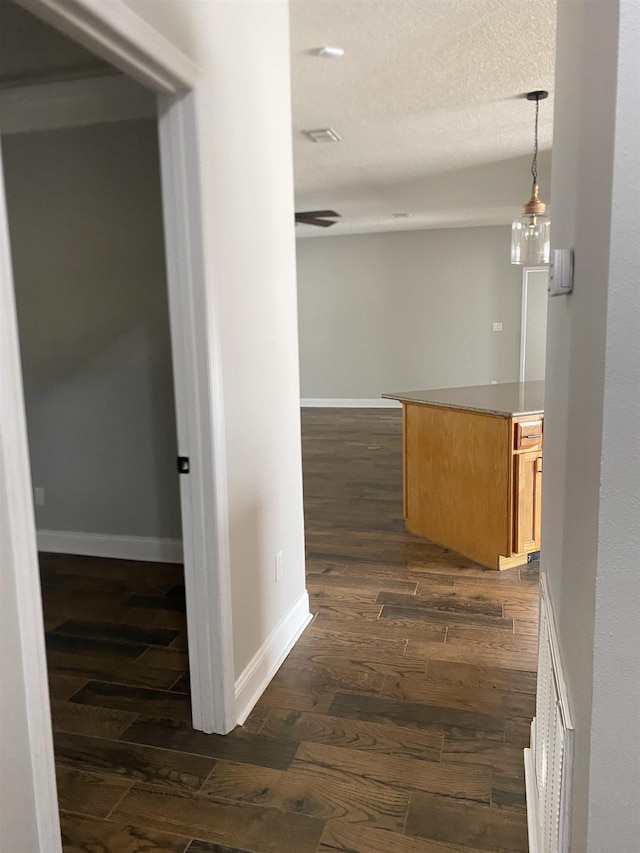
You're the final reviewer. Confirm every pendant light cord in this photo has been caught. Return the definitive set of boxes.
[531,94,540,185]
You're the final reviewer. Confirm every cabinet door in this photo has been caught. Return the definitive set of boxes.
[513,451,543,553]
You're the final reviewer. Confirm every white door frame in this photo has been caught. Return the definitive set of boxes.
[156,92,235,733]
[8,0,235,740]
[519,266,549,384]
[0,133,62,853]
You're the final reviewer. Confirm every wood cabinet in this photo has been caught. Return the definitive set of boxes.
[402,403,543,570]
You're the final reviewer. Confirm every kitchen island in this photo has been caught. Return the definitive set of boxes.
[383,381,544,570]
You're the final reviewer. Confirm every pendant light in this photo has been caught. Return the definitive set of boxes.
[511,90,551,265]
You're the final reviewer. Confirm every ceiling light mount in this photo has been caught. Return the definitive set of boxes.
[526,90,549,102]
[511,90,551,266]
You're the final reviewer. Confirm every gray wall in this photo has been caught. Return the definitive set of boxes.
[3,119,182,539]
[296,226,523,399]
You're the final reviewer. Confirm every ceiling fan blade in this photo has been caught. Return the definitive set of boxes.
[295,210,341,219]
[295,209,341,228]
[295,217,337,227]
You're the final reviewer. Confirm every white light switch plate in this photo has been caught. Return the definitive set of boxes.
[549,249,574,296]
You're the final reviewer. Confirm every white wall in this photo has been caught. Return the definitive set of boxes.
[125,0,306,678]
[543,0,640,850]
[3,119,182,540]
[296,226,523,399]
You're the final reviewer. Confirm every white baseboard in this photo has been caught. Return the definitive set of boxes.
[235,590,312,725]
[301,398,401,408]
[36,530,183,563]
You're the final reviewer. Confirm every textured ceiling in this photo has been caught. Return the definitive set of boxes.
[290,0,557,236]
[1,0,556,238]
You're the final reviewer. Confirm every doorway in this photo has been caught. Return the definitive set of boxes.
[3,114,182,553]
[519,267,550,383]
[0,0,235,728]
[0,2,237,845]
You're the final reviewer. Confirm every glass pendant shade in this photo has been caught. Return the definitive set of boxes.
[511,211,551,265]
[511,182,551,265]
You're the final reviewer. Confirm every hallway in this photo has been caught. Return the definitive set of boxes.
[44,408,538,852]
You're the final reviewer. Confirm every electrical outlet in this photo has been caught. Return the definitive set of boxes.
[34,486,45,506]
[492,322,503,332]
[275,551,283,583]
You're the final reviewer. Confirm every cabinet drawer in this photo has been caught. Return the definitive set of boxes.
[515,419,543,450]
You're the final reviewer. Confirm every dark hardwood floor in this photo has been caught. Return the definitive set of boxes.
[42,408,539,853]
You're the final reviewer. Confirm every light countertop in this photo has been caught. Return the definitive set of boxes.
[382,380,545,417]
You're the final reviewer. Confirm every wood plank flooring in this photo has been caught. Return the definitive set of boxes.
[42,408,538,852]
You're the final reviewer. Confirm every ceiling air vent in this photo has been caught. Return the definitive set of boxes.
[303,128,342,143]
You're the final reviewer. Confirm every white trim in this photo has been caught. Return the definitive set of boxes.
[36,530,183,563]
[519,269,529,384]
[235,591,312,726]
[0,75,156,135]
[541,574,574,853]
[526,574,575,853]
[0,138,61,850]
[301,397,402,408]
[540,572,573,731]
[157,93,236,734]
[520,266,549,384]
[524,738,541,853]
[14,0,198,93]
[540,574,574,731]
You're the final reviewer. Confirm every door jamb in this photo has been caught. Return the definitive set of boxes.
[156,92,236,732]
[0,135,62,853]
